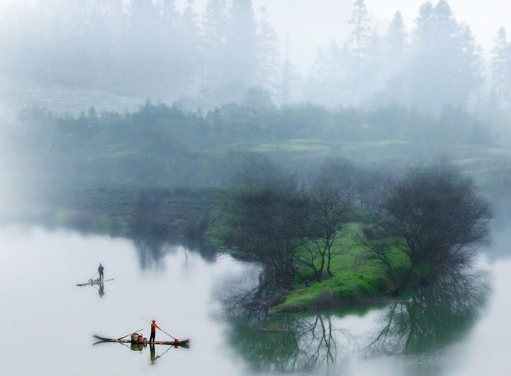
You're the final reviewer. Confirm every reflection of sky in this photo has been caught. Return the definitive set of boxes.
[0,226,248,376]
[0,226,510,376]
[448,257,511,376]
[317,254,510,376]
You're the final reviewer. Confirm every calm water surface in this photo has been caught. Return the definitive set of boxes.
[0,224,510,376]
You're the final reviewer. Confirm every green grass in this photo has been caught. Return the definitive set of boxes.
[272,223,409,313]
[250,139,332,153]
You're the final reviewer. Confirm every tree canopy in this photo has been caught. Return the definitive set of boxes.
[383,164,491,285]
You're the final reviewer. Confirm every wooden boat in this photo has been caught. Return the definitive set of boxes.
[76,278,114,286]
[93,335,190,348]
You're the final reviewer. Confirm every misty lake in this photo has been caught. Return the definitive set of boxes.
[1,219,510,376]
[3,0,511,375]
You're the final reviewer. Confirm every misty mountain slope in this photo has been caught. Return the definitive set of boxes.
[10,101,509,194]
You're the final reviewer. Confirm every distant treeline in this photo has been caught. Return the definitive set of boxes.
[2,0,511,114]
[13,101,494,189]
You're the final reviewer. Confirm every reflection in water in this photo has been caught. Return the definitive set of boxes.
[149,343,174,365]
[98,282,104,298]
[132,234,218,270]
[223,267,488,374]
[150,344,159,364]
[365,268,488,356]
[93,337,178,365]
[130,342,144,352]
[134,235,172,270]
[223,287,353,374]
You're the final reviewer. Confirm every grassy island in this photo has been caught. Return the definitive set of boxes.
[271,223,408,313]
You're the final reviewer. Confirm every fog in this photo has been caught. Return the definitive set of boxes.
[1,0,511,211]
[1,3,511,376]
[2,0,511,112]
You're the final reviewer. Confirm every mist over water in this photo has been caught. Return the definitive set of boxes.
[0,225,510,376]
[1,1,511,375]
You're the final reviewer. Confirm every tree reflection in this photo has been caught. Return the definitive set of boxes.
[223,287,353,374]
[133,235,172,270]
[129,189,218,268]
[223,266,488,373]
[132,234,218,270]
[365,268,488,356]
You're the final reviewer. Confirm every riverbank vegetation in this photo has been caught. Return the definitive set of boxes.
[6,101,507,191]
[2,101,499,312]
[216,159,491,312]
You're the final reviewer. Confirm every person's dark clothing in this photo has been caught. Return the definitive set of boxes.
[98,264,104,281]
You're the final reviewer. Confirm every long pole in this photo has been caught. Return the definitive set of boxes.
[159,343,174,359]
[144,319,178,341]
[158,327,177,341]
[117,329,143,340]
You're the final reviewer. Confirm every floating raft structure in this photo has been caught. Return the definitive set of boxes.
[76,278,114,286]
[93,335,190,348]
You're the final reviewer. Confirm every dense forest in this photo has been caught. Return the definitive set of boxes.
[2,0,511,119]
[5,100,506,191]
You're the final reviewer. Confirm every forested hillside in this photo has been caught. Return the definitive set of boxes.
[8,101,505,191]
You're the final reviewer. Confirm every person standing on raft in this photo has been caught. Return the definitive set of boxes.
[150,320,161,343]
[98,263,104,281]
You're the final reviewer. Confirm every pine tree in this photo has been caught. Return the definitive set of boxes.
[307,42,347,106]
[405,0,482,112]
[224,0,259,87]
[412,1,435,51]
[200,0,229,91]
[491,27,511,110]
[280,36,303,105]
[385,11,407,59]
[256,6,281,96]
[342,0,383,105]
[380,11,408,101]
[348,0,371,60]
[178,0,201,93]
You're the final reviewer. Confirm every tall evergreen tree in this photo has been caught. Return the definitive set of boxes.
[200,0,229,91]
[280,36,303,105]
[177,0,201,93]
[491,27,511,110]
[224,0,259,87]
[348,0,371,60]
[380,11,408,101]
[281,38,292,105]
[256,6,281,96]
[121,0,169,95]
[404,0,482,112]
[307,42,348,106]
[342,0,382,105]
[385,11,407,59]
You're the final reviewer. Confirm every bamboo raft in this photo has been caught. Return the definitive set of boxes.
[93,335,190,348]
[76,278,114,287]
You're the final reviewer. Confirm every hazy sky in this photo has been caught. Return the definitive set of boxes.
[249,0,510,71]
[366,0,509,47]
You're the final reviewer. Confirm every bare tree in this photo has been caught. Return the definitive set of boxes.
[224,155,311,288]
[296,159,358,281]
[383,164,491,287]
[365,267,488,356]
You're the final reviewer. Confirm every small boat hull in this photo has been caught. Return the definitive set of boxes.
[93,335,190,347]
[77,278,114,286]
